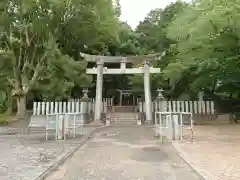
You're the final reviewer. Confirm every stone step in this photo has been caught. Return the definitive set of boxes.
[111,121,137,124]
[111,106,136,113]
[111,119,137,123]
[110,117,137,120]
[110,118,137,121]
[110,115,137,117]
[108,113,138,117]
[107,112,139,125]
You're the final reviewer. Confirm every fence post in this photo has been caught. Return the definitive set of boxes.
[37,102,41,115]
[33,102,37,115]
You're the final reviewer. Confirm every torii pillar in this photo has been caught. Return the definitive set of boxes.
[144,60,152,124]
[94,59,104,122]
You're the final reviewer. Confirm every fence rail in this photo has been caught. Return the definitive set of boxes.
[33,99,214,115]
[138,100,215,114]
[33,98,114,116]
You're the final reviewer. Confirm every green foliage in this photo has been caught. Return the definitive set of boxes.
[0,119,8,125]
[165,0,240,98]
[128,1,188,97]
[0,114,10,125]
[0,91,8,112]
[0,0,122,116]
[128,0,240,100]
[1,0,239,114]
[136,1,188,54]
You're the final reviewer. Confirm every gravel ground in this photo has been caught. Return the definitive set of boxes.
[46,126,203,180]
[0,127,96,180]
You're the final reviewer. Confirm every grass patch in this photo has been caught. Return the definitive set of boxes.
[0,114,10,125]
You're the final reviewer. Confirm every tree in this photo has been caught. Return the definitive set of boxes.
[128,1,188,97]
[0,0,120,119]
[136,1,188,54]
[0,0,61,119]
[165,0,240,99]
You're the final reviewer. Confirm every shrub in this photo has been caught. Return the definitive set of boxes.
[0,119,8,125]
[0,115,9,125]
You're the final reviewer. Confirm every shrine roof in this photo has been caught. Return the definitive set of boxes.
[80,53,160,64]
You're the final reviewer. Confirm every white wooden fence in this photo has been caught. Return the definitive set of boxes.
[138,100,215,114]
[33,98,214,115]
[33,98,113,116]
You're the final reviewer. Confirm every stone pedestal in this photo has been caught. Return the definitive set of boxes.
[80,102,86,124]
[155,88,166,124]
[80,88,91,124]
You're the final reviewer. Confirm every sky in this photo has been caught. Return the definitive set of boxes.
[120,0,176,28]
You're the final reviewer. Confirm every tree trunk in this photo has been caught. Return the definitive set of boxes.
[16,95,26,120]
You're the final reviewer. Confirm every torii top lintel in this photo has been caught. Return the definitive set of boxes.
[80,53,158,64]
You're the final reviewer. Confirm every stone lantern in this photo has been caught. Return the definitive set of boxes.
[156,88,166,112]
[156,88,164,100]
[80,88,91,124]
[80,88,90,102]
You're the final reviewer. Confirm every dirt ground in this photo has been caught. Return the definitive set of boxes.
[0,127,97,180]
[174,123,240,180]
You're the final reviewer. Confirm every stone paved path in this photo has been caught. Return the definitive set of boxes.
[46,126,203,180]
[0,127,96,180]
[173,124,240,180]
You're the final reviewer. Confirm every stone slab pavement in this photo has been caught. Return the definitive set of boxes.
[0,126,98,180]
[172,124,240,180]
[46,126,203,180]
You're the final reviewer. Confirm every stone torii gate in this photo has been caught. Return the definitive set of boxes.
[116,89,135,106]
[81,53,161,124]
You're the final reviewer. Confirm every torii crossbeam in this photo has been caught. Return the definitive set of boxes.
[86,67,160,74]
